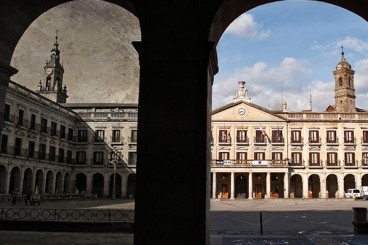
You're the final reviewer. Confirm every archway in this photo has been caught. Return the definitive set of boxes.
[344,174,356,191]
[308,174,320,198]
[55,171,63,193]
[34,169,44,194]
[290,174,303,198]
[9,166,21,194]
[126,173,136,198]
[45,170,54,194]
[271,173,284,198]
[235,174,247,198]
[64,173,71,193]
[362,174,368,186]
[22,168,33,194]
[109,173,122,198]
[75,173,87,194]
[0,165,6,194]
[326,174,338,198]
[92,173,104,197]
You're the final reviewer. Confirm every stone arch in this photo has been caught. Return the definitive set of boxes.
[344,174,356,191]
[92,173,104,197]
[0,165,7,194]
[326,174,338,198]
[235,174,247,198]
[64,173,71,194]
[126,173,136,198]
[55,171,63,193]
[45,170,54,194]
[75,173,87,194]
[308,174,320,198]
[362,174,368,186]
[109,173,122,198]
[9,166,21,194]
[34,169,44,194]
[290,174,303,198]
[22,168,33,194]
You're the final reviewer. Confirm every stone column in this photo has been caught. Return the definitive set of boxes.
[86,173,92,194]
[266,172,271,198]
[283,172,289,198]
[338,174,345,198]
[320,175,327,198]
[303,174,309,198]
[212,172,217,198]
[19,168,25,194]
[103,173,110,197]
[248,172,253,199]
[230,172,235,199]
[121,174,128,198]
[356,174,362,191]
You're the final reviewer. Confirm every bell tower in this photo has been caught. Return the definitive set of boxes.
[37,34,68,103]
[333,47,356,112]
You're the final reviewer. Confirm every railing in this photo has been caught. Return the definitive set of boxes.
[218,138,231,144]
[309,137,321,144]
[211,159,288,166]
[235,137,249,144]
[290,137,303,145]
[326,137,339,145]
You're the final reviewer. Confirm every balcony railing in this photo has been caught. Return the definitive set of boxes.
[308,160,322,167]
[271,137,284,145]
[343,137,356,145]
[344,160,358,168]
[361,138,368,146]
[290,137,303,145]
[235,137,249,145]
[254,137,267,145]
[309,137,321,145]
[211,159,288,167]
[326,137,339,145]
[218,138,231,145]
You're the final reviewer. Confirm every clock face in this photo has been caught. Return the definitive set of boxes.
[238,108,246,116]
[337,64,342,70]
[46,68,53,75]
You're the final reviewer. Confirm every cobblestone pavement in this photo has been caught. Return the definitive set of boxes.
[0,198,368,244]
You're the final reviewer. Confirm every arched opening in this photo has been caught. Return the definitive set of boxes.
[271,173,284,198]
[34,170,44,194]
[92,173,104,198]
[0,165,7,194]
[55,171,63,193]
[344,174,356,191]
[45,170,54,194]
[75,173,87,194]
[64,173,71,194]
[290,174,303,198]
[109,173,122,198]
[22,168,33,194]
[9,166,21,194]
[235,174,247,198]
[308,174,320,198]
[362,174,368,186]
[326,174,338,198]
[253,173,266,198]
[126,173,136,198]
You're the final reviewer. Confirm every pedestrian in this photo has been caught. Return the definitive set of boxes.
[25,187,32,205]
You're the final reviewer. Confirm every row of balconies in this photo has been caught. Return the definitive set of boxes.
[212,159,368,168]
[216,136,364,146]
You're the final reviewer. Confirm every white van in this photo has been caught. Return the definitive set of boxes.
[345,189,362,199]
[362,186,368,199]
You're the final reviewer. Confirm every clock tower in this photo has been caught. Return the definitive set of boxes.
[333,47,356,112]
[37,35,68,103]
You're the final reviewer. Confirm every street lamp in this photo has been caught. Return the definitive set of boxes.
[109,149,121,200]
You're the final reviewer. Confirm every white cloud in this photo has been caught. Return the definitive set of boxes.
[224,13,270,40]
[311,36,368,57]
[213,57,336,112]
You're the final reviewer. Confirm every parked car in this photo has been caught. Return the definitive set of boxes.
[362,186,368,199]
[345,189,362,199]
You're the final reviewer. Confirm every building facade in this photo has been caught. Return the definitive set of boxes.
[211,50,368,199]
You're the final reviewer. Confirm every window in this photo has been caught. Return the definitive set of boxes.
[3,104,10,122]
[131,130,138,143]
[291,152,302,166]
[1,135,8,154]
[93,151,104,165]
[345,152,355,166]
[362,153,368,166]
[30,114,36,130]
[51,122,57,136]
[66,150,72,164]
[344,131,354,143]
[128,152,137,165]
[18,109,24,126]
[14,138,21,156]
[39,144,46,160]
[76,151,86,165]
[112,130,121,142]
[68,128,74,141]
[272,152,283,161]
[236,152,247,163]
[218,152,229,160]
[95,130,105,142]
[291,130,301,143]
[236,130,247,143]
[254,152,265,160]
[327,152,338,166]
[219,130,229,143]
[363,131,368,144]
[78,130,88,142]
[271,129,283,143]
[40,118,48,134]
[58,148,64,163]
[28,141,35,158]
[326,130,337,143]
[49,146,56,161]
[309,152,320,166]
[255,130,265,143]
[309,130,319,144]
[60,125,66,139]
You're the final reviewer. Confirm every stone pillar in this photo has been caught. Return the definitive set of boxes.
[121,174,128,198]
[284,172,289,198]
[248,172,253,199]
[86,173,92,194]
[266,172,271,198]
[230,172,235,199]
[356,174,362,191]
[103,173,110,197]
[303,174,309,198]
[19,168,25,194]
[338,174,345,198]
[320,175,327,198]
[212,172,217,198]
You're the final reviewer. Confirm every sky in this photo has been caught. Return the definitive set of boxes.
[213,1,368,112]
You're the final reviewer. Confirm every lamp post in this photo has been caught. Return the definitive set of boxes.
[109,149,120,200]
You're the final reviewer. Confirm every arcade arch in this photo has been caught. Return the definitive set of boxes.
[75,173,87,194]
[92,173,104,197]
[0,165,6,194]
[22,168,33,194]
[326,174,338,198]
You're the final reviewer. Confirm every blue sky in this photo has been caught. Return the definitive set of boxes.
[213,1,368,112]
